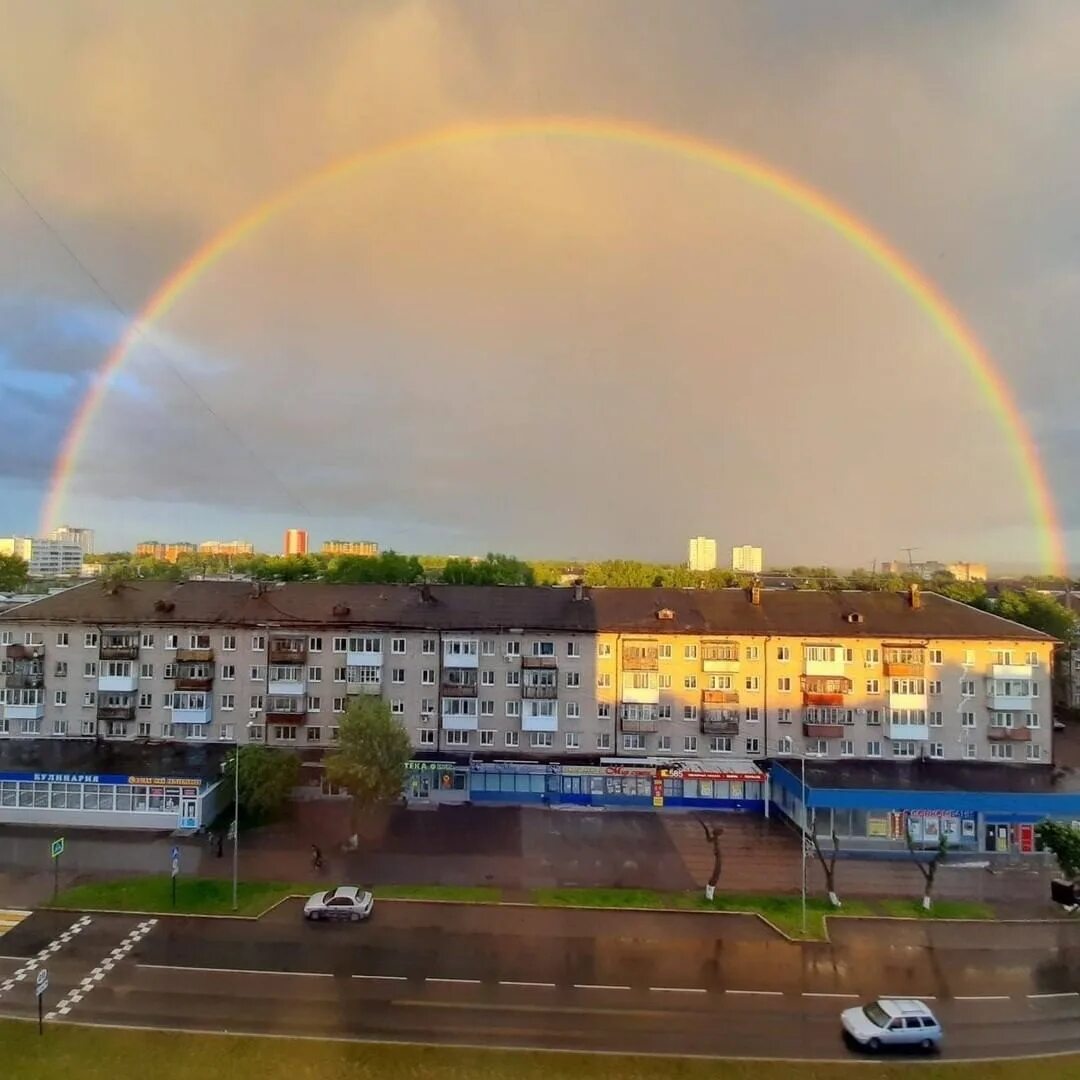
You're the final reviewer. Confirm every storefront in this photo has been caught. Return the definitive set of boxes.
[0,769,228,831]
[769,760,1080,855]
[404,759,470,803]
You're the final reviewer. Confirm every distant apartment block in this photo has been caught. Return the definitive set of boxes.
[284,529,309,556]
[322,540,379,557]
[731,545,763,574]
[197,540,255,557]
[1,537,83,578]
[135,542,196,563]
[880,559,988,583]
[49,525,95,556]
[688,536,717,572]
[0,537,33,562]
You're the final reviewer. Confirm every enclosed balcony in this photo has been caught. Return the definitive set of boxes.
[885,719,930,741]
[622,643,659,672]
[988,725,1032,742]
[100,633,139,661]
[268,664,306,696]
[619,704,657,733]
[441,669,479,698]
[441,701,479,731]
[176,647,214,664]
[801,676,851,707]
[701,643,740,674]
[5,667,44,690]
[5,644,44,661]
[171,692,212,726]
[883,646,927,678]
[621,672,660,704]
[98,665,138,693]
[522,655,558,670]
[4,690,45,721]
[702,689,739,707]
[522,700,559,732]
[97,702,136,723]
[265,696,306,723]
[803,721,845,739]
[441,639,478,669]
[701,711,739,736]
[803,646,846,677]
[269,637,308,664]
[345,667,381,695]
[986,679,1035,711]
[173,661,213,691]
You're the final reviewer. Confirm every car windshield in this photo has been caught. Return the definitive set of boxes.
[863,1002,891,1028]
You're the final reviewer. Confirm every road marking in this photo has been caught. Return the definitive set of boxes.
[1028,992,1080,1000]
[426,977,482,986]
[400,999,667,1018]
[138,963,332,978]
[802,992,858,999]
[352,974,408,982]
[651,986,708,994]
[954,995,1009,1001]
[500,980,557,989]
[726,989,783,997]
[573,983,632,991]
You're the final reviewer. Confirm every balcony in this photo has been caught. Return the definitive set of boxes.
[269,640,307,664]
[804,649,846,677]
[522,703,559,732]
[993,663,1033,680]
[347,648,383,668]
[886,721,930,741]
[268,667,306,696]
[803,721,845,739]
[621,675,660,705]
[174,675,213,691]
[883,648,926,677]
[988,726,1032,742]
[523,683,558,699]
[441,643,478,669]
[100,643,139,661]
[5,671,44,690]
[986,681,1034,711]
[98,673,138,693]
[5,644,43,661]
[522,655,558,670]
[4,700,45,721]
[620,716,659,734]
[622,650,659,672]
[440,683,479,698]
[804,693,845,707]
[266,709,307,724]
[701,714,739,736]
[701,646,740,674]
[97,704,136,722]
[176,648,214,663]
[441,709,479,732]
[702,690,739,707]
[345,677,381,695]
[172,703,212,725]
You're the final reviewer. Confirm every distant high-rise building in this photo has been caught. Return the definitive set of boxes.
[0,537,34,561]
[49,525,95,556]
[284,529,309,556]
[0,536,83,577]
[198,540,255,557]
[731,545,763,574]
[688,536,717,572]
[947,562,988,583]
[321,539,379,557]
[134,541,196,563]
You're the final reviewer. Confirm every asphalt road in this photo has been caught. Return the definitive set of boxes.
[2,901,1080,1060]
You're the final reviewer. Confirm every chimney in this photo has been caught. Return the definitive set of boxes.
[748,579,762,606]
[573,581,585,602]
[909,583,921,610]
[419,583,435,605]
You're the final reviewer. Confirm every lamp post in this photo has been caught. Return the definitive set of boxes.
[230,720,257,912]
[800,752,807,938]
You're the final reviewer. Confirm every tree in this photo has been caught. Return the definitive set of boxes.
[441,553,535,586]
[995,590,1078,642]
[906,830,949,910]
[1036,820,1080,881]
[223,745,300,824]
[697,818,723,900]
[324,695,413,833]
[809,830,842,907]
[0,554,29,592]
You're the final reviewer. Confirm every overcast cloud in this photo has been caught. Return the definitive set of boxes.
[2,0,1079,568]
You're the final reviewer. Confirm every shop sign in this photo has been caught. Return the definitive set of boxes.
[128,776,203,788]
[651,778,664,807]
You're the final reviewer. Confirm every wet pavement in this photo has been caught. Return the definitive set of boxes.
[1,900,1078,1059]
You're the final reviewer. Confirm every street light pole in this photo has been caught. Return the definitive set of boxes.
[232,746,239,912]
[800,753,807,937]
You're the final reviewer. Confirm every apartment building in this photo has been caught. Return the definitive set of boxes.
[322,540,379,557]
[687,537,717,572]
[197,540,255,556]
[135,541,196,562]
[49,526,95,556]
[731,545,763,574]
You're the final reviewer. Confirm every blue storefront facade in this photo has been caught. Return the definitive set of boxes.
[769,761,1080,855]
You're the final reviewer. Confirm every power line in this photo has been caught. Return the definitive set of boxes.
[0,160,313,517]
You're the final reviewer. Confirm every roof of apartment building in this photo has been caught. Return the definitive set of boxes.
[0,580,1054,640]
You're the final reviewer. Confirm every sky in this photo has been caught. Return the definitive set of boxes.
[2,1,1079,570]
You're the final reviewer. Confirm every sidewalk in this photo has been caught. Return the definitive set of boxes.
[0,803,1060,915]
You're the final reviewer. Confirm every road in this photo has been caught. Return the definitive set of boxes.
[2,901,1080,1060]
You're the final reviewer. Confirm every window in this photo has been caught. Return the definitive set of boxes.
[710,736,732,753]
[1026,650,1039,667]
[865,740,881,758]
[929,649,943,665]
[384,699,400,715]
[422,669,436,685]
[480,699,494,716]
[929,742,945,759]
[507,670,521,687]
[139,663,154,679]
[684,645,698,660]
[1026,743,1041,761]
[222,634,236,651]
[419,728,436,745]
[623,733,646,751]
[53,718,67,736]
[565,671,581,688]
[529,732,553,749]
[890,678,926,695]
[273,726,297,742]
[777,736,793,755]
[54,661,68,678]
[777,677,791,692]
[309,696,322,713]
[249,694,264,711]
[866,679,880,694]
[840,740,854,757]
[505,640,521,657]
[220,694,235,711]
[220,723,235,740]
[566,701,580,719]
[658,643,672,659]
[250,665,265,681]
[684,674,697,690]
[332,667,346,682]
[746,645,760,661]
[479,730,495,747]
[657,734,672,751]
[505,700,521,717]
[657,674,672,689]
[80,719,95,736]
[217,664,233,681]
[505,731,519,748]
[165,634,178,650]
[307,666,322,682]
[596,732,611,751]
[1026,712,1040,729]
[477,670,494,687]
[927,680,942,695]
[54,690,67,707]
[776,646,790,661]
[745,706,759,722]
[531,641,556,657]
[683,705,698,721]
[865,709,880,726]
[391,668,405,684]
[84,661,98,678]
[962,742,977,759]
[422,637,436,654]
[564,640,581,658]
[961,680,976,696]
[249,634,265,651]
[161,722,175,738]
[597,642,612,657]
[135,720,151,738]
[84,632,99,648]
[55,631,69,647]
[776,708,792,724]
[597,703,611,719]
[892,741,917,758]
[391,637,406,654]
[745,736,760,754]
[929,711,943,727]
[596,673,611,689]
[188,633,210,650]
[162,692,173,709]
[805,739,828,757]
[990,742,1014,761]
[961,712,976,728]
[658,704,672,720]
[745,676,760,692]
[306,726,322,743]
[565,732,580,750]
[138,692,152,709]
[0,631,9,645]
[332,697,346,713]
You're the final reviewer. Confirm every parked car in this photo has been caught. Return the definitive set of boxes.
[303,886,374,921]
[841,998,942,1053]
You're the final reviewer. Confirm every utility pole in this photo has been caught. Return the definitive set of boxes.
[902,547,920,573]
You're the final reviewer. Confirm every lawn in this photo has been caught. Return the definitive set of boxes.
[46,876,304,917]
[3,1021,1077,1080]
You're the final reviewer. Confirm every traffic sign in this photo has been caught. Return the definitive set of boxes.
[171,854,180,878]
[50,837,64,860]
[36,968,48,996]
[171,845,180,861]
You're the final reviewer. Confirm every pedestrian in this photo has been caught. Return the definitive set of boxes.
[311,843,323,870]
[216,832,224,858]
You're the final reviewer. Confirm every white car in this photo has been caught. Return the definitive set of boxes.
[303,886,374,922]
[841,998,942,1053]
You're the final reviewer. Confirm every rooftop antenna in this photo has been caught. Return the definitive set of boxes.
[902,547,920,572]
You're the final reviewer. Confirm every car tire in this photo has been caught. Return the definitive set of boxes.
[920,1038,934,1053]
[867,1038,881,1053]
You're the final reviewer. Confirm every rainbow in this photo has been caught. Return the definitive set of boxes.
[41,116,1067,574]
